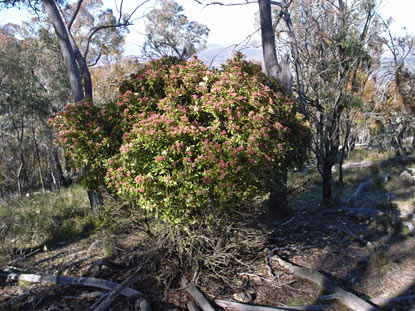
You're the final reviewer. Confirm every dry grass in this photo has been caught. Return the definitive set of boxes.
[0,186,105,266]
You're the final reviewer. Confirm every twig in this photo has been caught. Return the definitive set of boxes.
[7,248,40,266]
[32,293,46,310]
[29,251,68,269]
[56,258,85,275]
[340,226,375,251]
[280,217,295,226]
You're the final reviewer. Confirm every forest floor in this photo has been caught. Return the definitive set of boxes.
[1,153,415,311]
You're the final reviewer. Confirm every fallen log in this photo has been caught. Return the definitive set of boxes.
[8,273,144,298]
[181,277,215,311]
[92,259,148,311]
[215,299,326,310]
[271,255,378,311]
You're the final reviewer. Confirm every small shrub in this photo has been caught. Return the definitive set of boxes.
[51,54,310,224]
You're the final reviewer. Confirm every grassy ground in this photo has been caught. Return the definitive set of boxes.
[0,186,104,267]
[1,150,415,310]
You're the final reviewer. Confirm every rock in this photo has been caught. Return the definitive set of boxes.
[399,171,415,186]
[232,292,253,303]
[380,173,390,183]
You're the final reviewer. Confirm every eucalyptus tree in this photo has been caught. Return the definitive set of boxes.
[142,0,209,60]
[273,0,383,205]
[1,0,146,208]
[0,32,51,196]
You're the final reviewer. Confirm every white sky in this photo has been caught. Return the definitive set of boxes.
[0,0,414,56]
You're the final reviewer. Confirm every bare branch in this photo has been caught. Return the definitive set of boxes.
[192,0,285,7]
[83,0,150,59]
[67,0,84,31]
[88,52,102,67]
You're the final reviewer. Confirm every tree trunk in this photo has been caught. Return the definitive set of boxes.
[322,161,333,207]
[258,0,292,220]
[42,0,84,101]
[268,169,292,220]
[32,125,45,193]
[52,148,68,188]
[258,0,279,79]
[87,190,103,215]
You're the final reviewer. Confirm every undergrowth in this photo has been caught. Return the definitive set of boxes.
[104,198,269,295]
[0,186,104,266]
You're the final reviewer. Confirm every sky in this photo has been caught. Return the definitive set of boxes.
[0,0,414,56]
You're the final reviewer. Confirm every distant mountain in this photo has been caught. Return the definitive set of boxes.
[198,44,263,67]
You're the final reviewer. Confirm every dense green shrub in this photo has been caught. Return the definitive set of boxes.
[51,54,310,223]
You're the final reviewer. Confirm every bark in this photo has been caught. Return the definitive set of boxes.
[258,0,279,79]
[42,0,84,101]
[258,0,292,219]
[57,6,93,99]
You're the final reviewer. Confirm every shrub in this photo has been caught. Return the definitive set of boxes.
[51,54,310,224]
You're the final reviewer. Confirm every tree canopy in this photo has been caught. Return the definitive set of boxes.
[142,0,210,60]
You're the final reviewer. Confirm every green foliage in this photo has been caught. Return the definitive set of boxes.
[51,54,310,224]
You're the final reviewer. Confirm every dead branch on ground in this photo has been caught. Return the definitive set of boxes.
[92,258,149,311]
[7,273,145,298]
[181,277,215,311]
[271,254,378,311]
[215,299,326,310]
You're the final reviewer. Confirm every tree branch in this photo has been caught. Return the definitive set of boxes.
[83,0,150,59]
[67,0,84,31]
[88,52,102,67]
